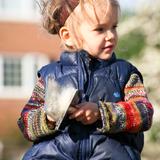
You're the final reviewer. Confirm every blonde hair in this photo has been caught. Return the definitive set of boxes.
[39,0,120,35]
[40,0,79,34]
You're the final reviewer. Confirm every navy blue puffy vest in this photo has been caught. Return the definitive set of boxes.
[38,50,144,152]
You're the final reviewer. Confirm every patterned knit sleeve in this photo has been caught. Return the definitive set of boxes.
[17,77,56,142]
[98,73,154,133]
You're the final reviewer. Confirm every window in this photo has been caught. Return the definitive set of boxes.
[0,0,20,11]
[0,53,49,98]
[0,0,40,21]
[3,56,22,86]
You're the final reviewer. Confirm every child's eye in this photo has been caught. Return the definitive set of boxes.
[94,27,104,32]
[112,25,118,30]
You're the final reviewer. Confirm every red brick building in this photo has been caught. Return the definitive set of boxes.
[0,0,61,141]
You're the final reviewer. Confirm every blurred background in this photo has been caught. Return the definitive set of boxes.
[0,0,159,159]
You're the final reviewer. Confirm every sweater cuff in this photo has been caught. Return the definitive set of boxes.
[97,101,111,133]
[40,109,56,132]
[30,109,56,141]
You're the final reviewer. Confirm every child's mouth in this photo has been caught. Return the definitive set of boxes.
[103,45,114,52]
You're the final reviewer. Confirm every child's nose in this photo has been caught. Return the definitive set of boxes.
[105,30,115,40]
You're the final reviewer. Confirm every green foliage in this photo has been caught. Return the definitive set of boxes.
[2,128,30,147]
[120,11,135,23]
[149,122,160,142]
[116,29,146,59]
[1,129,31,160]
[155,43,160,49]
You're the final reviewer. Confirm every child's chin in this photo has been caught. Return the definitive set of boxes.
[99,52,113,60]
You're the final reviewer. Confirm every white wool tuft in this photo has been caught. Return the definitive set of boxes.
[45,76,78,129]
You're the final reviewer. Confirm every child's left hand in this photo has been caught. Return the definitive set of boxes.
[68,102,101,125]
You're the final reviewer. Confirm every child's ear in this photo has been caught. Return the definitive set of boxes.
[59,26,74,47]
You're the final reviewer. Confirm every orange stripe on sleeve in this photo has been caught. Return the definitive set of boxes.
[118,102,141,132]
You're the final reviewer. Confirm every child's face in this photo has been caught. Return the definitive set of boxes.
[74,0,118,60]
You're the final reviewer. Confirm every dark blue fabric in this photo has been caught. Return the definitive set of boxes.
[23,132,140,160]
[24,50,143,160]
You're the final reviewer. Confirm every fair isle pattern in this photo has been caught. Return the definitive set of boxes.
[135,100,153,131]
[118,101,141,132]
[124,74,147,101]
[18,78,56,141]
[18,74,153,141]
[28,78,45,106]
[98,101,110,132]
[99,102,126,133]
[99,73,153,133]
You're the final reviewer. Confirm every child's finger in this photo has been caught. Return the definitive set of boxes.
[68,107,77,114]
[46,115,56,122]
[69,109,84,119]
[75,114,85,122]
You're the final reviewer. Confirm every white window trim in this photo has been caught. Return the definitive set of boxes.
[0,53,49,99]
[0,0,40,22]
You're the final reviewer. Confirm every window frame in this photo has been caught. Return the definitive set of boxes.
[0,53,49,99]
[3,55,22,87]
[0,0,40,21]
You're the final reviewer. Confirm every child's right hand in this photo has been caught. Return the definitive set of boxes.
[46,115,56,129]
[68,103,101,125]
[68,107,78,114]
[47,115,55,122]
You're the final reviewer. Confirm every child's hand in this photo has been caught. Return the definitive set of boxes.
[46,115,56,129]
[68,102,101,125]
[47,115,55,122]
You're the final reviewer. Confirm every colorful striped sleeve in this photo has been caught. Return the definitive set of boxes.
[98,73,154,133]
[17,77,56,142]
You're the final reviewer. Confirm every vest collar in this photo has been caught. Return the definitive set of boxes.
[60,50,116,68]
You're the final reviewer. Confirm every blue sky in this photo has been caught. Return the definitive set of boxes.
[118,0,152,10]
[118,0,140,10]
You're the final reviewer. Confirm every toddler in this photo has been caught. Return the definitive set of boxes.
[18,0,153,159]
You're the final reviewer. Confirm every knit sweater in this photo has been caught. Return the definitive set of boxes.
[18,73,153,142]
